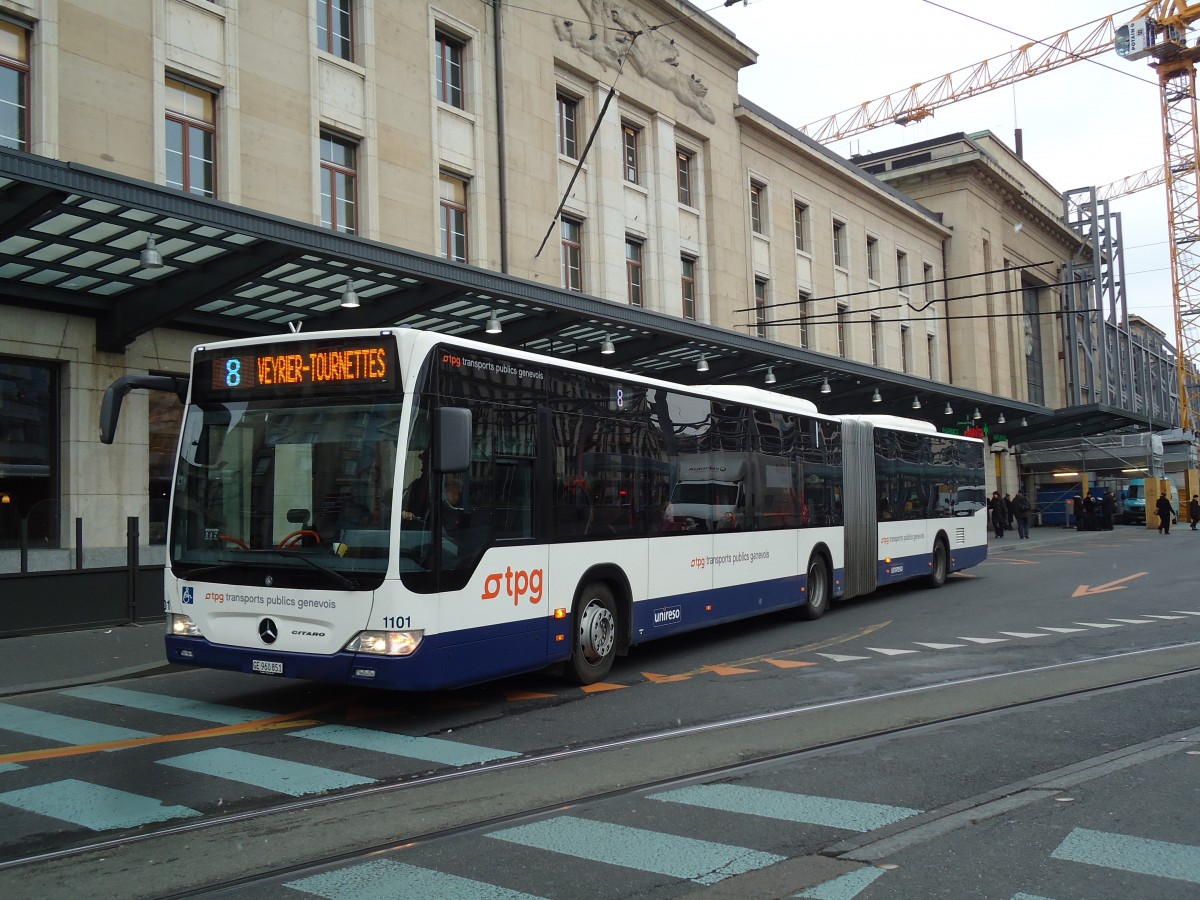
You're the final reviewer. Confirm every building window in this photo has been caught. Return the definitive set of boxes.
[435,31,464,109]
[623,124,640,184]
[923,262,935,307]
[0,359,58,549]
[797,289,810,349]
[866,237,880,282]
[750,181,765,234]
[900,324,911,373]
[0,20,29,151]
[557,93,578,159]
[165,77,216,198]
[833,220,846,269]
[677,148,693,206]
[681,257,696,320]
[439,174,468,263]
[320,131,357,234]
[837,303,848,358]
[794,202,809,253]
[626,238,643,307]
[317,0,353,61]
[927,333,937,379]
[870,315,882,366]
[896,250,909,293]
[754,279,769,339]
[561,218,583,292]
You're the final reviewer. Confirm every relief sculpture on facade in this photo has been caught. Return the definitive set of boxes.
[554,0,717,124]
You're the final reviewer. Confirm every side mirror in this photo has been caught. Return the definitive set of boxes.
[433,406,471,473]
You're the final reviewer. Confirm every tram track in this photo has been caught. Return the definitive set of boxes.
[2,641,1198,898]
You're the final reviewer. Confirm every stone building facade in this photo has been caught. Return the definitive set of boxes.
[0,0,1083,555]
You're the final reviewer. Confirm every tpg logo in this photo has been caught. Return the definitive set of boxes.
[482,567,544,605]
[182,587,194,605]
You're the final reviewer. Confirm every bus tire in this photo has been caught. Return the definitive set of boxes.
[567,583,618,685]
[798,553,830,620]
[928,537,949,588]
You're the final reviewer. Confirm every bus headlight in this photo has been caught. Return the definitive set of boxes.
[169,614,203,637]
[346,630,423,657]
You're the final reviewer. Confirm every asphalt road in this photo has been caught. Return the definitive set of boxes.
[0,526,1197,899]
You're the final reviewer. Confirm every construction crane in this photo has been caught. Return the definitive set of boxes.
[800,4,1200,433]
[1117,3,1200,432]
[799,13,1122,143]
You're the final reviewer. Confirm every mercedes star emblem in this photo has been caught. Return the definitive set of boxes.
[258,618,278,644]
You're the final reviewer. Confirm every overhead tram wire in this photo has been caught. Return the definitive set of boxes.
[732,260,1054,315]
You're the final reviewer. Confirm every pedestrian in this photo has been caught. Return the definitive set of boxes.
[1004,493,1014,529]
[988,490,1005,538]
[1101,490,1115,530]
[1083,490,1098,531]
[1012,490,1031,539]
[1190,494,1200,531]
[1156,491,1175,534]
[1072,495,1083,531]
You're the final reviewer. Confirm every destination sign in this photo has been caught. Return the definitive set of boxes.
[195,337,395,400]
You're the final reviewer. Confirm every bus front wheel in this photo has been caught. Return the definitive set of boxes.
[928,538,949,588]
[798,554,830,620]
[567,583,618,685]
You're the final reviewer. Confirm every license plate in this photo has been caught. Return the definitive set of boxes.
[252,659,284,675]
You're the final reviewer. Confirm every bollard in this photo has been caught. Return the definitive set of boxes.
[76,517,83,570]
[19,518,28,573]
[126,516,139,623]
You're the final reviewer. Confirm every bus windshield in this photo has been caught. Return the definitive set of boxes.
[169,399,400,588]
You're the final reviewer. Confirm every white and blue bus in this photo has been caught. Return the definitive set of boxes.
[102,327,987,690]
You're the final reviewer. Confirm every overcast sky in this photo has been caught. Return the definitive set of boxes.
[703,0,1173,337]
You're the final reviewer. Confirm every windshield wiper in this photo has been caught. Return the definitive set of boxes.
[180,550,358,589]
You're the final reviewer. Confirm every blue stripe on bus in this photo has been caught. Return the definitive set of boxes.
[0,779,200,830]
[165,550,972,692]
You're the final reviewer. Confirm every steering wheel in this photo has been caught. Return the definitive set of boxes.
[277,530,321,549]
[219,535,250,550]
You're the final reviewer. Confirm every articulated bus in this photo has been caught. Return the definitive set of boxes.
[102,327,987,690]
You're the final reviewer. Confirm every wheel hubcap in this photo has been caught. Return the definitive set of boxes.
[579,599,615,663]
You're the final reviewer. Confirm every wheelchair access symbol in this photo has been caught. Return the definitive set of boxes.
[182,586,194,605]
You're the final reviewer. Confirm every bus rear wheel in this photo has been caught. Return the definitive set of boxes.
[928,538,949,588]
[567,583,618,684]
[798,553,830,620]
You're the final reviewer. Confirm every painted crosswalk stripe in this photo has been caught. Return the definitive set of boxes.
[1107,618,1154,625]
[796,866,885,899]
[158,747,374,796]
[1075,622,1122,628]
[1010,894,1057,900]
[487,815,784,885]
[0,779,199,830]
[294,724,519,766]
[63,685,266,725]
[816,653,869,662]
[866,647,919,656]
[1052,827,1200,884]
[286,860,548,900]
[1143,614,1186,620]
[1040,627,1087,633]
[0,763,24,773]
[650,784,921,832]
[912,642,966,649]
[1171,610,1200,616]
[0,703,154,746]
[957,637,1008,644]
[1000,632,1049,639]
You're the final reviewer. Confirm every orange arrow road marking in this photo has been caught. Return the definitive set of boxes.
[765,658,818,669]
[1072,572,1149,597]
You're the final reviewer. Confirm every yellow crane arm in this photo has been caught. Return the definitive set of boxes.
[800,14,1121,143]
